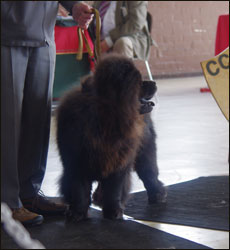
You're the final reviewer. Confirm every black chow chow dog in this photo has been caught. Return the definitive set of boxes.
[56,54,166,222]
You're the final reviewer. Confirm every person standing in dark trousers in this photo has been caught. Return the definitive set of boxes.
[1,1,93,226]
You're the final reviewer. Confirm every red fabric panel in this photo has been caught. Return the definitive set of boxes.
[54,25,95,70]
[215,14,229,56]
[55,25,94,54]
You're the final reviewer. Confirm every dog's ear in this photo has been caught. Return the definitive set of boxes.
[140,80,157,100]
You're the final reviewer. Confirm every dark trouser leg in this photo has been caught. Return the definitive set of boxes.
[1,46,29,208]
[18,43,56,199]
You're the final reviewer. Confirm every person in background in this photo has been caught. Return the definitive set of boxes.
[90,1,152,60]
[1,1,93,226]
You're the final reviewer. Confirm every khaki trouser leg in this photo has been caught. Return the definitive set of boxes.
[113,37,134,58]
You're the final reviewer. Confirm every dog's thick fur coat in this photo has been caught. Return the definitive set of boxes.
[56,54,166,221]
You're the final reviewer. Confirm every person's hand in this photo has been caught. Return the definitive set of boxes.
[58,4,69,17]
[72,2,94,29]
[100,40,110,53]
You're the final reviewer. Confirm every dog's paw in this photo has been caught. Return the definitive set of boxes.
[148,186,167,204]
[103,207,124,220]
[65,208,88,223]
[148,193,167,204]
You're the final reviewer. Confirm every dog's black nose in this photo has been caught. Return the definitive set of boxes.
[140,80,157,100]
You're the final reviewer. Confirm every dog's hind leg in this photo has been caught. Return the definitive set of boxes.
[135,119,167,204]
[135,153,167,204]
[135,164,167,204]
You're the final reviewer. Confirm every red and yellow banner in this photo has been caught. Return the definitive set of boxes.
[201,48,229,120]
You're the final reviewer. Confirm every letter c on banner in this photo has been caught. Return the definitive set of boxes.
[206,61,219,76]
[218,54,229,69]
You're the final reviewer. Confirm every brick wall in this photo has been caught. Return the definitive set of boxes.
[135,1,229,78]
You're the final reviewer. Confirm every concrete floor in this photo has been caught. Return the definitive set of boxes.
[42,76,229,249]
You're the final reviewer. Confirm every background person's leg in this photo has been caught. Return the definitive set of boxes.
[113,37,134,58]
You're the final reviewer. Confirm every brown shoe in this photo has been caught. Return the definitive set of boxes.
[22,191,67,216]
[12,207,44,226]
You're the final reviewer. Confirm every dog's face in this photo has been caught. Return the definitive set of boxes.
[139,80,157,114]
[94,54,142,102]
[80,55,157,114]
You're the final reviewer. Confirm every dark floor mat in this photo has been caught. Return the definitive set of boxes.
[1,208,211,249]
[125,176,229,231]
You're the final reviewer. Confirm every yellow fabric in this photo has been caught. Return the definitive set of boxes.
[201,47,229,121]
[76,27,84,60]
[76,8,101,61]
[93,8,101,61]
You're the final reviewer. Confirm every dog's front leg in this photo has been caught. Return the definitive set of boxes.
[66,178,92,222]
[101,170,129,220]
